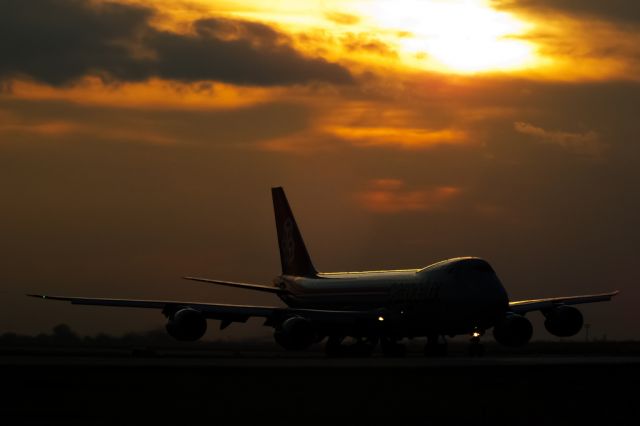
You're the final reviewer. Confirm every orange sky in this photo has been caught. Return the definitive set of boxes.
[1,0,638,339]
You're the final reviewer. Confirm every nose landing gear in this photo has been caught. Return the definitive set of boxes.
[468,329,485,357]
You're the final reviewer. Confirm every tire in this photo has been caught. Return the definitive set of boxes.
[469,343,485,357]
[381,338,406,358]
[424,342,448,357]
[325,335,345,358]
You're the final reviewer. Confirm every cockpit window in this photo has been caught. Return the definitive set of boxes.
[471,262,493,273]
[450,259,494,275]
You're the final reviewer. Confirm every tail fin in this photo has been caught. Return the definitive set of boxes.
[272,187,317,277]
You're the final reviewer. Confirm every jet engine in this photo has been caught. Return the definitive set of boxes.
[274,316,317,351]
[166,308,207,341]
[544,305,583,337]
[493,314,533,347]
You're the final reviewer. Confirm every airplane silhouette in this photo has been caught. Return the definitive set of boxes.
[30,187,618,356]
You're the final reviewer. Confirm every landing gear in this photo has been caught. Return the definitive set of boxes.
[424,334,448,357]
[468,332,485,357]
[325,335,345,357]
[353,336,378,357]
[325,335,378,357]
[381,337,407,357]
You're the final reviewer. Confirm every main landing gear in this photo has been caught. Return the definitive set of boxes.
[381,337,407,357]
[325,335,378,357]
[424,334,448,357]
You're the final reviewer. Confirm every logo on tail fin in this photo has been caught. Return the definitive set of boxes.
[272,186,317,277]
[281,218,295,266]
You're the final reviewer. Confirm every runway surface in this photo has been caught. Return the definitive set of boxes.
[3,353,640,367]
[3,352,640,425]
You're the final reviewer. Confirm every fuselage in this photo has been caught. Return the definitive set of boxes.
[276,257,509,336]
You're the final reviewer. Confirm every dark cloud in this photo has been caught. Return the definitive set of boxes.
[0,0,353,86]
[341,33,398,58]
[493,0,640,26]
[146,19,353,85]
[0,0,152,86]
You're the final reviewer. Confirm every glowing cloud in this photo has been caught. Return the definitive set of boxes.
[514,121,604,157]
[357,0,538,73]
[357,179,462,213]
[327,126,467,149]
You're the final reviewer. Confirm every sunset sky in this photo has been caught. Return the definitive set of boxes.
[1,0,638,340]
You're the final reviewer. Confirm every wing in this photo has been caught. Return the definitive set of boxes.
[182,276,287,294]
[27,294,369,325]
[509,290,619,314]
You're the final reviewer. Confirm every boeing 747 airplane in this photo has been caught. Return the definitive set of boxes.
[30,187,618,356]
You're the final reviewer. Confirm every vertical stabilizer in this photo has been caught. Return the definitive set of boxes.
[272,187,317,277]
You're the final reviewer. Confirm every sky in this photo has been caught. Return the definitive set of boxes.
[1,0,638,340]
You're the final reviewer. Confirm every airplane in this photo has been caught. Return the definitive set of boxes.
[29,187,619,357]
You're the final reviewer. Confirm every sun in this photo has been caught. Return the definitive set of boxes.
[360,0,537,73]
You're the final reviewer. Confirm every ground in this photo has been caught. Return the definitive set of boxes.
[3,344,639,425]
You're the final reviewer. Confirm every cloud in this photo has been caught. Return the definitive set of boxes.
[492,0,640,27]
[514,121,604,157]
[328,126,467,149]
[340,33,398,58]
[325,11,360,26]
[259,124,468,153]
[0,0,353,87]
[357,179,462,213]
[491,1,640,81]
[5,78,280,110]
[0,96,311,146]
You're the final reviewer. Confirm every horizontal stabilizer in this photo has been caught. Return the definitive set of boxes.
[182,276,288,294]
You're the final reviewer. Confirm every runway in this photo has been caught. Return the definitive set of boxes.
[3,353,640,367]
[3,352,639,425]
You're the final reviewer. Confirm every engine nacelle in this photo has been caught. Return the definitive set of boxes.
[493,314,533,347]
[274,316,316,351]
[166,308,207,341]
[544,306,583,337]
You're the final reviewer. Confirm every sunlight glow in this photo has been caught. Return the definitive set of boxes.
[189,0,636,80]
[194,0,537,74]
[360,0,536,73]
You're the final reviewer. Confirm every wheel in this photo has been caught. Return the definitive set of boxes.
[352,336,378,357]
[424,342,448,357]
[468,343,485,357]
[326,335,378,357]
[381,338,407,357]
[325,335,346,357]
[477,344,485,357]
[424,335,448,357]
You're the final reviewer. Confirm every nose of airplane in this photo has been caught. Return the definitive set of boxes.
[450,257,509,314]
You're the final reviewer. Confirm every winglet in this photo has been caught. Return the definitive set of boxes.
[27,294,47,299]
[27,294,74,302]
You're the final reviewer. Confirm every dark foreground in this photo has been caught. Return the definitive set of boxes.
[3,352,640,425]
